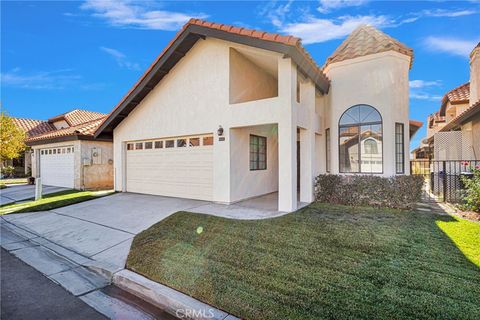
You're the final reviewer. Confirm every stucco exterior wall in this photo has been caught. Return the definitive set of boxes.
[229,48,278,104]
[229,124,278,202]
[81,140,114,189]
[324,51,411,176]
[113,38,299,209]
[471,114,480,158]
[31,140,113,190]
[470,48,480,106]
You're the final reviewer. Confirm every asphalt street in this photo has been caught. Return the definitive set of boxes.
[1,248,106,320]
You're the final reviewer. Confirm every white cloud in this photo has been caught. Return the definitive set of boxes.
[280,15,393,44]
[317,0,369,14]
[409,80,441,89]
[0,69,81,90]
[259,0,294,28]
[424,36,479,57]
[81,0,207,31]
[100,46,140,71]
[410,92,443,101]
[402,8,478,23]
[422,9,477,17]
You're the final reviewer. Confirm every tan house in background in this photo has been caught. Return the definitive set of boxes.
[8,117,56,176]
[417,43,480,161]
[27,109,114,190]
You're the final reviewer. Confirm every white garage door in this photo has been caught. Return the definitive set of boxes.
[40,146,75,188]
[126,136,213,201]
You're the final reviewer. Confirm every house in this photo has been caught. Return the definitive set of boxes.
[27,109,114,189]
[6,117,56,176]
[95,19,421,212]
[420,43,480,161]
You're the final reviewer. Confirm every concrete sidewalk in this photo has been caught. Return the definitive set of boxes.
[0,184,69,205]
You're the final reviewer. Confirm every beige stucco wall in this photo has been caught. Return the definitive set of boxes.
[324,51,411,176]
[229,124,278,202]
[81,140,114,189]
[229,48,278,104]
[52,120,69,129]
[113,37,302,210]
[470,47,480,106]
[31,140,113,190]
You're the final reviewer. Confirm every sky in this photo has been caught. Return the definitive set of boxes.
[2,0,480,149]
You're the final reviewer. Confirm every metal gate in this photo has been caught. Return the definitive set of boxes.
[410,160,479,203]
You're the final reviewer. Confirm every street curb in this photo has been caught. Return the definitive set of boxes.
[113,269,240,320]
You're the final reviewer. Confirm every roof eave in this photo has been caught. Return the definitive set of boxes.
[26,134,112,147]
[95,24,330,138]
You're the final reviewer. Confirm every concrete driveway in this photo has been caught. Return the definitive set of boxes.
[1,192,288,271]
[1,193,209,269]
[0,184,69,205]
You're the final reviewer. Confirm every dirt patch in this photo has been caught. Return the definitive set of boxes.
[455,210,480,222]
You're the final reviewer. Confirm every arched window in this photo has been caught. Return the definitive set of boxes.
[364,139,378,154]
[339,105,382,173]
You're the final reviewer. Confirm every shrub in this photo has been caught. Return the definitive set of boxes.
[461,168,480,212]
[1,165,15,178]
[314,174,424,210]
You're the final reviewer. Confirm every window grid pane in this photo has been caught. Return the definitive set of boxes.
[395,123,404,174]
[250,135,267,170]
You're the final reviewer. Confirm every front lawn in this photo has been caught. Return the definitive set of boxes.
[127,203,480,320]
[0,190,114,215]
[0,178,28,187]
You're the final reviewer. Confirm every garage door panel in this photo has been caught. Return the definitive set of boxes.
[126,146,213,201]
[40,147,74,188]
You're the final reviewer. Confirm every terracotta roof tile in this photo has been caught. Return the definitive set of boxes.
[440,99,480,132]
[445,82,470,104]
[48,109,106,126]
[325,25,413,68]
[26,117,106,143]
[12,118,56,137]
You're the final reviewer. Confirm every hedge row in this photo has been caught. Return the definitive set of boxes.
[314,174,424,209]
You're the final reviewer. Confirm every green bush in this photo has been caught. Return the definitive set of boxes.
[461,168,480,212]
[1,165,15,178]
[314,174,424,209]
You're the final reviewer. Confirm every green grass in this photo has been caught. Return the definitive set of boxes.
[0,178,28,186]
[127,203,480,320]
[0,190,114,215]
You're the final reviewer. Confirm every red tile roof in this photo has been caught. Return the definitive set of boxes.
[12,118,56,137]
[444,82,470,104]
[48,109,106,126]
[325,25,414,68]
[440,99,480,132]
[439,82,470,116]
[186,19,323,76]
[26,117,107,143]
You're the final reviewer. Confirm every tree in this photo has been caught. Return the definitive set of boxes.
[0,111,26,163]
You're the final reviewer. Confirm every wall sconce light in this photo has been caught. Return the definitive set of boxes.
[217,125,224,136]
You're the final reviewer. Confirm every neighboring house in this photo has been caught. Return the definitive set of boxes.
[7,118,56,176]
[27,109,114,189]
[95,19,421,212]
[420,43,480,161]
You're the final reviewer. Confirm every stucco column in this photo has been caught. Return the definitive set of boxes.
[300,129,315,202]
[213,127,230,203]
[299,80,316,203]
[277,57,297,212]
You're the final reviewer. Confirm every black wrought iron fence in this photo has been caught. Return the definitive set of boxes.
[410,160,480,203]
